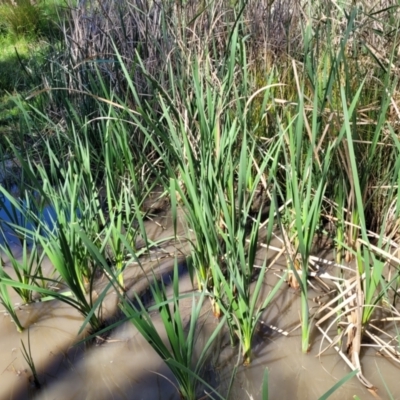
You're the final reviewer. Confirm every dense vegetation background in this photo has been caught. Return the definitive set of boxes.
[1,0,400,398]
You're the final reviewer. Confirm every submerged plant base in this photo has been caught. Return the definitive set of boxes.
[211,296,221,319]
[242,345,252,366]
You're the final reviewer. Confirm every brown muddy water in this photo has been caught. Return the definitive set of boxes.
[0,208,400,400]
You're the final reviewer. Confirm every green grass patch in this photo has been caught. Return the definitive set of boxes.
[0,0,65,143]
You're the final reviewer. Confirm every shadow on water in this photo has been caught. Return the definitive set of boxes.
[1,259,203,400]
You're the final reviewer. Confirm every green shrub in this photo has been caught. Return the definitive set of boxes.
[0,0,44,38]
[0,0,61,40]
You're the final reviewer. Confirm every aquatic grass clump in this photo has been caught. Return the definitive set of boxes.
[275,73,335,352]
[0,139,112,334]
[312,73,400,389]
[37,226,104,332]
[121,260,226,400]
[0,222,109,334]
[0,188,48,332]
[37,174,100,294]
[338,79,400,326]
[214,213,286,365]
[100,190,151,292]
[268,3,397,353]
[0,268,24,332]
[0,238,45,304]
[140,23,280,288]
[135,43,249,294]
[0,189,48,305]
[202,116,286,364]
[0,210,127,335]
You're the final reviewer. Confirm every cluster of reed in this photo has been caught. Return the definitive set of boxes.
[0,0,400,398]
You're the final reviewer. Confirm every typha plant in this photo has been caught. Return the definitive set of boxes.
[0,186,47,305]
[120,259,227,400]
[204,110,286,364]
[276,78,334,353]
[339,79,400,328]
[272,6,369,352]
[0,238,45,304]
[0,134,113,333]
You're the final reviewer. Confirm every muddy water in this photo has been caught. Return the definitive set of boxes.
[1,208,400,399]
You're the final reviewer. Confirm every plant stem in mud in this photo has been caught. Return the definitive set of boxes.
[20,330,41,388]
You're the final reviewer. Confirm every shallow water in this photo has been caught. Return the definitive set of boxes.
[0,187,56,250]
[1,208,400,399]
